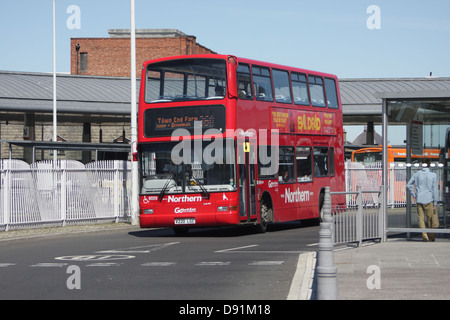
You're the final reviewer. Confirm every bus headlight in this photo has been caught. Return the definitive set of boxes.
[142,209,154,214]
[217,206,228,212]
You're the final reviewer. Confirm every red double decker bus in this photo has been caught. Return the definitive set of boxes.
[138,54,345,234]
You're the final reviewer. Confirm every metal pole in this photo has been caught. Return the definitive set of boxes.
[130,0,139,225]
[316,187,338,300]
[356,185,363,246]
[378,186,386,242]
[52,0,57,161]
[381,98,388,242]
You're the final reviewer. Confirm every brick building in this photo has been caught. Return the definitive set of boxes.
[0,29,216,162]
[70,29,216,77]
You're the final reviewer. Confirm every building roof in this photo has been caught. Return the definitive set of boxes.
[339,77,450,123]
[0,70,136,116]
[108,29,190,38]
[1,70,449,123]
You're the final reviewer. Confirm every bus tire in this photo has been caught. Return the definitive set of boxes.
[257,201,272,233]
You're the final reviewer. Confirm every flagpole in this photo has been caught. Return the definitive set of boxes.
[52,0,57,160]
[130,0,139,225]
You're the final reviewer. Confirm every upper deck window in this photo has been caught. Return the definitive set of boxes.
[145,58,227,103]
[252,66,273,102]
[324,78,339,109]
[273,69,292,104]
[291,72,309,106]
[309,76,326,107]
[236,64,253,100]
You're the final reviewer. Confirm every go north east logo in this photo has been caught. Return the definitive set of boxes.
[167,195,202,203]
[284,188,310,204]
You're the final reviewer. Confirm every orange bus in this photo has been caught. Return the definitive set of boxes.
[351,145,443,206]
[351,146,440,164]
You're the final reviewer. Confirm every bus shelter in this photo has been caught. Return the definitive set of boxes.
[377,90,450,238]
[0,140,130,163]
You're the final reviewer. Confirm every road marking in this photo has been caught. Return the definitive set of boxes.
[31,263,68,267]
[287,252,316,300]
[86,263,122,267]
[55,255,135,261]
[141,262,177,267]
[215,244,303,254]
[306,243,319,247]
[214,244,259,253]
[196,261,231,266]
[96,242,179,254]
[0,263,16,268]
[249,261,284,266]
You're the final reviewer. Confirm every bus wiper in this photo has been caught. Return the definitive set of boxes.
[158,171,176,202]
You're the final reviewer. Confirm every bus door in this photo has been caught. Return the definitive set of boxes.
[238,139,257,222]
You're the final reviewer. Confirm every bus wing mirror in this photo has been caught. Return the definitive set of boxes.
[227,56,238,99]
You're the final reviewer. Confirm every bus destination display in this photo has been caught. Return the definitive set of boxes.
[144,105,225,137]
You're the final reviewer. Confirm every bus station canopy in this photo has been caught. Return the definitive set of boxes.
[0,140,131,152]
[1,70,450,124]
[0,139,131,162]
[339,77,450,123]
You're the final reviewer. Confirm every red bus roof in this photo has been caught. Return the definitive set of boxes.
[141,54,339,79]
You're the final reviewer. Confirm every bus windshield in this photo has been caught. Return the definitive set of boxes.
[140,141,236,196]
[145,58,227,103]
[353,151,382,164]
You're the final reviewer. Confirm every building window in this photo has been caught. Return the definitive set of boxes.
[80,52,88,72]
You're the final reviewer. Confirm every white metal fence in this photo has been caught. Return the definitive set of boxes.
[0,158,442,232]
[345,160,443,207]
[331,186,384,245]
[0,159,131,230]
[338,160,445,245]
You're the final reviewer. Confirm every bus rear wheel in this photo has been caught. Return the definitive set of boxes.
[256,202,272,233]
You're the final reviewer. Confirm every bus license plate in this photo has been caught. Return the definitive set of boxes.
[174,218,196,225]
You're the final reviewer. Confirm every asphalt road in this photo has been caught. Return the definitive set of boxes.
[0,222,319,300]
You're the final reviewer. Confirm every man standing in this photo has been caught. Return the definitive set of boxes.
[406,158,439,241]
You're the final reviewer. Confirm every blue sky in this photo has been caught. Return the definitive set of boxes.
[1,0,449,78]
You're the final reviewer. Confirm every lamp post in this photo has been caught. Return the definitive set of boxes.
[75,43,80,75]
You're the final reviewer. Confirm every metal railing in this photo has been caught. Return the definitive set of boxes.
[0,159,131,230]
[331,185,384,246]
[345,160,443,208]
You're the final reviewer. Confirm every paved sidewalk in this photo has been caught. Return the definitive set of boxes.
[334,238,450,300]
[0,222,138,241]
